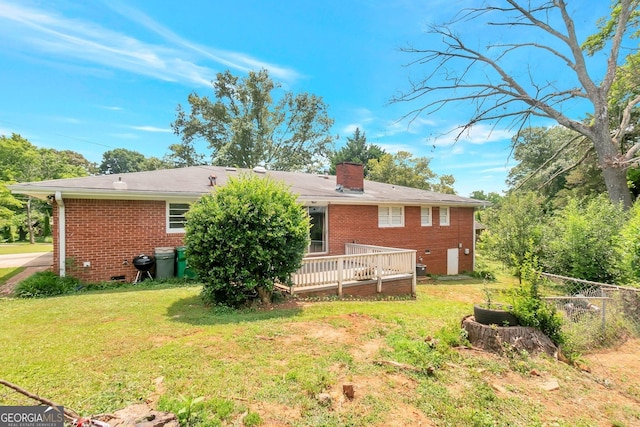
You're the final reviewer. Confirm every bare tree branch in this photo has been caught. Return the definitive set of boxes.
[617,92,640,156]
[393,0,639,207]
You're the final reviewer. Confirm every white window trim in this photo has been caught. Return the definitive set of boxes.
[166,201,191,233]
[378,205,404,228]
[421,206,432,226]
[439,206,450,226]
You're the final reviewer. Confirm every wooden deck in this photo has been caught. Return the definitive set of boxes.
[278,243,417,297]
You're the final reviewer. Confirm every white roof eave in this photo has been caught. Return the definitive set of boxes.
[9,184,486,207]
[9,185,205,201]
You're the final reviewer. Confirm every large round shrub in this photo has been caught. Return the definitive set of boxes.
[184,173,310,306]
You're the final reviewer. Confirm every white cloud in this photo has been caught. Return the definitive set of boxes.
[100,106,124,111]
[104,0,301,83]
[440,160,514,170]
[432,123,514,146]
[381,116,438,138]
[481,166,512,173]
[342,123,362,135]
[50,116,81,124]
[128,125,171,133]
[377,142,416,153]
[0,1,300,88]
[451,145,465,155]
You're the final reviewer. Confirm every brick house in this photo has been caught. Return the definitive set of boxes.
[10,163,485,287]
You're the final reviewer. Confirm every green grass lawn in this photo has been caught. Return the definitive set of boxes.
[0,278,638,427]
[0,243,53,255]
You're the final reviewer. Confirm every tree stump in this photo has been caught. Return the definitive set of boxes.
[462,315,558,358]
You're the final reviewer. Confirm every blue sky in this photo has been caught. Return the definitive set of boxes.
[0,0,612,197]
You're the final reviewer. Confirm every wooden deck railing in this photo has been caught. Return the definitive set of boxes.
[289,244,416,295]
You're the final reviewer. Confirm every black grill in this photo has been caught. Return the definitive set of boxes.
[133,254,154,282]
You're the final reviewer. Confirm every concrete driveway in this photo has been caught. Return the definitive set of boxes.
[0,252,53,268]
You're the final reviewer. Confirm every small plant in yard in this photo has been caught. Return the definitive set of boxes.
[474,282,520,326]
[481,284,496,309]
[176,395,204,426]
[14,271,79,298]
[509,253,565,346]
[242,411,262,427]
[159,395,243,427]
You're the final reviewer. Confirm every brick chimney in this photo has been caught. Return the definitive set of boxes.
[336,162,364,192]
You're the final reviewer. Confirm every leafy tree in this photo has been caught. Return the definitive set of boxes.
[164,141,206,168]
[479,192,545,277]
[507,126,606,208]
[0,133,40,182]
[1,135,32,235]
[469,190,503,224]
[329,128,385,176]
[1,133,93,242]
[142,156,172,171]
[432,174,456,194]
[172,69,335,171]
[99,148,146,174]
[0,183,22,231]
[40,148,96,178]
[184,174,310,307]
[367,151,455,193]
[99,148,168,174]
[615,202,640,284]
[393,0,640,208]
[1,135,42,242]
[469,190,503,205]
[542,195,625,283]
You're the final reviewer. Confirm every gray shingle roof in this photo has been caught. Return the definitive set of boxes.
[9,166,486,207]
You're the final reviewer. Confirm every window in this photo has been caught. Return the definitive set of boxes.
[378,206,404,227]
[439,206,450,226]
[167,202,190,233]
[421,207,432,226]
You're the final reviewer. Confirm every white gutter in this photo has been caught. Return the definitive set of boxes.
[55,191,66,277]
[472,218,476,272]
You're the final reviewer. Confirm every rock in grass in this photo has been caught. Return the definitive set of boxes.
[316,393,332,406]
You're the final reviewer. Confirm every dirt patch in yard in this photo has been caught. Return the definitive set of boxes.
[453,338,640,426]
[251,315,640,426]
[253,297,640,425]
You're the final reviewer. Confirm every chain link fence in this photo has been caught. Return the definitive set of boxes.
[541,273,640,352]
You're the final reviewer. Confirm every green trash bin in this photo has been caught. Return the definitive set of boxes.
[184,262,197,279]
[154,247,175,279]
[175,246,187,278]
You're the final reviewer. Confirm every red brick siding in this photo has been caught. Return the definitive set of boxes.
[327,204,475,275]
[51,198,475,283]
[381,278,413,296]
[52,199,184,283]
[295,277,413,298]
